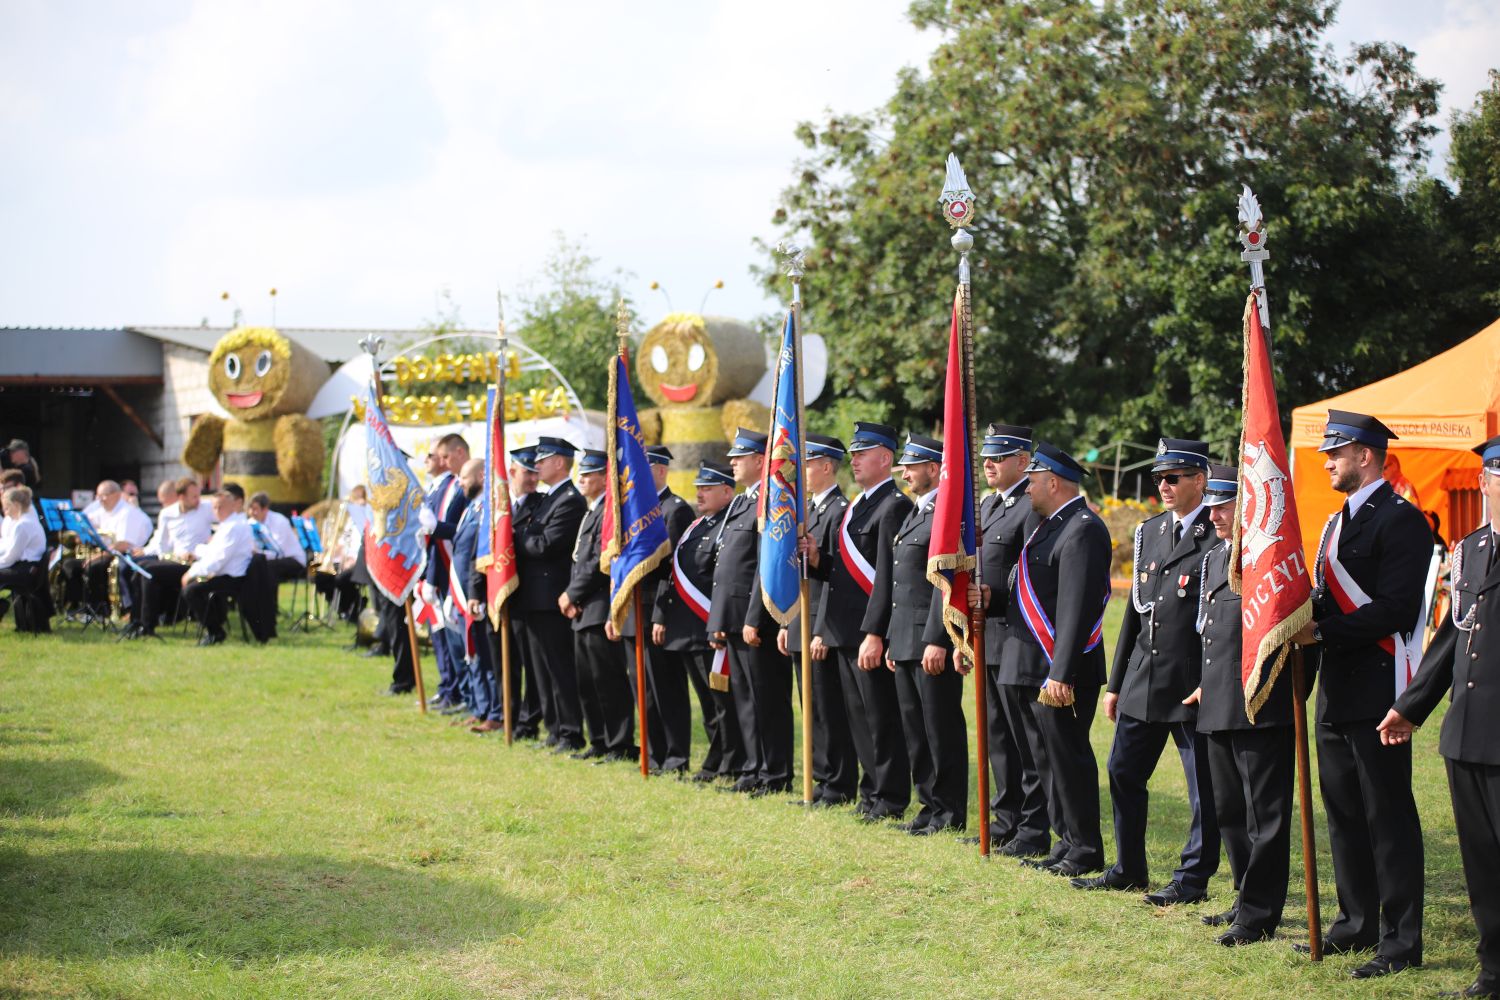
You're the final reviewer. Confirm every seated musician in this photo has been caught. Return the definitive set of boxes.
[123,477,215,638]
[0,485,48,622]
[58,479,152,613]
[180,482,254,646]
[247,491,307,583]
[314,485,370,622]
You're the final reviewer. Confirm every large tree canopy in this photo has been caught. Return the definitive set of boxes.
[766,0,1493,450]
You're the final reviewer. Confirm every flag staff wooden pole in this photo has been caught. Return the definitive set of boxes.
[497,297,514,746]
[615,300,651,780]
[360,333,427,716]
[942,155,989,857]
[1238,188,1320,960]
[780,244,816,807]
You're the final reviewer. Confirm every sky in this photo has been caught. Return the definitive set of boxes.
[0,0,1494,337]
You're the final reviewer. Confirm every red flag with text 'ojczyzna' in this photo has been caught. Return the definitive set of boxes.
[926,288,977,662]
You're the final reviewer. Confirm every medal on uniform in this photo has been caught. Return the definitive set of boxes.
[1176,573,1190,598]
[1193,523,1207,538]
[1004,496,1016,508]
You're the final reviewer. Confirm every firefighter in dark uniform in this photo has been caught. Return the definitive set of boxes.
[809,421,913,822]
[1075,438,1219,905]
[1386,434,1500,997]
[514,436,588,752]
[560,449,635,760]
[1005,442,1112,877]
[658,461,746,782]
[882,433,965,834]
[1187,464,1294,945]
[635,444,697,774]
[506,445,545,740]
[708,428,794,795]
[972,422,1049,855]
[780,433,856,804]
[1293,409,1429,979]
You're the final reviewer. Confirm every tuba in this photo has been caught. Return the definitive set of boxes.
[316,502,349,575]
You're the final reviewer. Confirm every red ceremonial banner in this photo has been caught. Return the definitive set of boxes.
[1234,292,1312,720]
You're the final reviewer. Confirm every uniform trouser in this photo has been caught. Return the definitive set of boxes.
[645,643,692,771]
[728,633,793,786]
[1031,682,1105,868]
[430,606,460,703]
[265,556,305,583]
[892,659,968,830]
[833,646,910,815]
[795,649,857,802]
[983,658,1025,838]
[182,574,242,635]
[58,555,111,609]
[464,619,500,722]
[574,623,635,754]
[686,648,743,776]
[504,616,541,737]
[998,681,1052,853]
[1206,727,1293,933]
[1107,714,1220,892]
[130,559,189,629]
[1317,719,1423,962]
[516,610,583,747]
[1448,758,1500,991]
[373,589,415,692]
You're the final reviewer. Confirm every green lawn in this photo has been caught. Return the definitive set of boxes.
[0,599,1481,998]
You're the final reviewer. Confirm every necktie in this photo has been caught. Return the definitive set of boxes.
[1173,521,1183,546]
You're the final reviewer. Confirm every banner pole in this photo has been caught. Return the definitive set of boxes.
[786,247,815,807]
[405,597,427,714]
[501,606,514,745]
[636,587,650,778]
[1291,646,1322,960]
[497,297,514,745]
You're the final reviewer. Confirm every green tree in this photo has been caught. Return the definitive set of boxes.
[1448,69,1500,310]
[766,0,1487,448]
[512,234,641,411]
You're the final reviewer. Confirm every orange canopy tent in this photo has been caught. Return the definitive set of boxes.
[1289,316,1500,554]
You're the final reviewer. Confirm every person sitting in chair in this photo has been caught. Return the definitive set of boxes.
[181,482,254,646]
[247,491,307,583]
[124,477,214,638]
[0,485,47,623]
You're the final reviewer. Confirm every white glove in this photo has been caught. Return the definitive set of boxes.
[421,581,438,605]
[417,505,437,534]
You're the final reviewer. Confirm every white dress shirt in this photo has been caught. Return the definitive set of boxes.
[0,513,46,567]
[143,502,215,558]
[339,503,370,561]
[254,510,306,566]
[1345,477,1386,518]
[184,512,254,581]
[95,501,153,549]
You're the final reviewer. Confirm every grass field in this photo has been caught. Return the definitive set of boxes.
[0,599,1482,998]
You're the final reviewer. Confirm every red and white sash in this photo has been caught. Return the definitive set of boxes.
[672,516,731,687]
[1015,513,1107,665]
[1321,512,1421,697]
[839,498,876,596]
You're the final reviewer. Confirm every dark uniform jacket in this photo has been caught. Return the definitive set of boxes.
[654,507,725,652]
[622,488,695,639]
[787,485,845,653]
[707,486,774,638]
[1394,524,1500,765]
[882,494,951,662]
[1001,495,1112,688]
[425,472,469,591]
[1110,506,1215,723]
[1310,482,1431,723]
[515,479,586,612]
[981,481,1039,676]
[566,498,609,630]
[451,496,483,605]
[814,478,911,649]
[1195,541,1292,732]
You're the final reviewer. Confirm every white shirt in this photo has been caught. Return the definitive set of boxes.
[1172,502,1206,540]
[811,485,838,509]
[144,502,215,559]
[915,487,939,513]
[1345,478,1385,518]
[340,503,370,557]
[95,500,152,549]
[184,512,254,581]
[254,510,306,566]
[854,476,895,506]
[0,513,46,567]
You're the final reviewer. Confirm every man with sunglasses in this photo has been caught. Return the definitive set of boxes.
[1074,438,1219,906]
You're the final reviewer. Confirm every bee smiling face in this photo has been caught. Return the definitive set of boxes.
[637,317,718,408]
[207,328,292,421]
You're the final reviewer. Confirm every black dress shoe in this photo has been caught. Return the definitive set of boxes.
[729,777,761,794]
[570,747,607,760]
[998,839,1050,858]
[1144,881,1207,906]
[1350,956,1418,980]
[1070,869,1147,891]
[1046,859,1099,878]
[909,822,962,837]
[1439,982,1500,998]
[819,793,855,807]
[750,780,791,797]
[604,749,639,762]
[1202,908,1239,927]
[1292,938,1376,956]
[1217,924,1273,947]
[385,684,414,696]
[196,631,225,647]
[1019,856,1061,871]
[690,770,718,784]
[896,819,930,834]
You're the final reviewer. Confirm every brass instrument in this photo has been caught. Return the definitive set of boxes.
[317,502,349,575]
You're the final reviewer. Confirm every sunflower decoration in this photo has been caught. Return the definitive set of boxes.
[182,327,328,507]
[635,312,770,494]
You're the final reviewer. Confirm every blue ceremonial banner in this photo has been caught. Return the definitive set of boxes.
[758,308,803,626]
[361,382,428,604]
[604,353,669,629]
